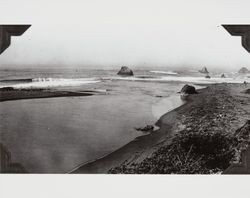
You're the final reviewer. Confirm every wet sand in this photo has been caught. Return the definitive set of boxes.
[0,89,96,102]
[71,83,250,173]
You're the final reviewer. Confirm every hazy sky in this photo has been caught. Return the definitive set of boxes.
[1,0,250,70]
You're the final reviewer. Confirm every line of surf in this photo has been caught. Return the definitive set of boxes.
[150,70,178,75]
[0,77,101,89]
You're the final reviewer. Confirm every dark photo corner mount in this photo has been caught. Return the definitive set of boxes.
[222,24,250,53]
[0,25,31,55]
[0,25,31,173]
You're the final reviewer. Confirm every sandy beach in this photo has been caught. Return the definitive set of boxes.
[71,83,250,173]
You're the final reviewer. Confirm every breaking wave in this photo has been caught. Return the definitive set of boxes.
[150,70,178,75]
[0,77,101,89]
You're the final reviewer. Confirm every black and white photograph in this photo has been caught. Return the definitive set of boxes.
[0,0,250,197]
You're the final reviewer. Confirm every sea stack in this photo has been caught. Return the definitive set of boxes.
[238,67,249,74]
[205,74,211,79]
[199,67,209,74]
[117,66,134,76]
[221,73,226,78]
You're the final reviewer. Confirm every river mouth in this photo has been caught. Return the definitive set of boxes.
[0,80,185,173]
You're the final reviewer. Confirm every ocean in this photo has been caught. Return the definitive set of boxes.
[0,68,249,173]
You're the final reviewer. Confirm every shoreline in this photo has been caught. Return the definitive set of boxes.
[0,85,183,173]
[71,83,250,173]
[0,85,187,173]
[70,87,206,173]
[1,83,249,173]
[69,92,190,174]
[0,88,110,102]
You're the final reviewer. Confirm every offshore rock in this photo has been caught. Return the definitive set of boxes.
[238,67,249,74]
[117,66,134,76]
[199,67,209,74]
[180,84,198,95]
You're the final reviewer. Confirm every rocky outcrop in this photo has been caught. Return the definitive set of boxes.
[135,125,154,132]
[238,67,249,74]
[205,74,211,79]
[117,66,134,76]
[199,67,209,74]
[180,84,198,94]
[221,74,226,78]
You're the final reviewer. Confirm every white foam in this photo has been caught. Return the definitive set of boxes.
[7,78,100,89]
[1,75,249,89]
[150,70,178,75]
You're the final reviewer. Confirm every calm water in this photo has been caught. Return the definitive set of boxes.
[0,69,185,173]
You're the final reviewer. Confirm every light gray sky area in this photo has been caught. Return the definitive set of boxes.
[1,0,250,71]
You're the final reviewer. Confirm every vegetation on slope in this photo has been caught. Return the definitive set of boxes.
[109,130,240,174]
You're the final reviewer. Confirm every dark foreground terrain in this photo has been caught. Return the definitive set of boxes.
[72,83,250,174]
